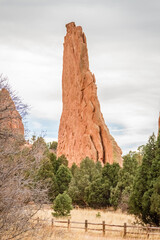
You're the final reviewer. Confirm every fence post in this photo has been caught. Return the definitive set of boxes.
[103,221,105,236]
[68,219,70,230]
[85,220,88,232]
[51,218,54,227]
[123,223,127,237]
[146,225,149,238]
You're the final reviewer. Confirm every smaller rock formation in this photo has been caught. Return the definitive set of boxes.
[0,88,24,139]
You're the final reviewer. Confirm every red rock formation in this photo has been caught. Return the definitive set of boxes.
[0,88,24,136]
[57,22,123,166]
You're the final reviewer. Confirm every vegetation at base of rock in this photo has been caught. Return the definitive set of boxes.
[21,132,160,226]
[50,153,68,174]
[52,192,73,216]
[56,164,72,193]
[32,135,160,227]
[1,78,159,232]
[110,152,138,211]
[48,141,58,151]
[129,133,160,226]
[68,157,102,206]
[35,153,70,201]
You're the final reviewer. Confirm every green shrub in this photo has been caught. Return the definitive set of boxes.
[52,192,73,217]
[96,212,101,218]
[49,141,58,151]
[56,164,72,193]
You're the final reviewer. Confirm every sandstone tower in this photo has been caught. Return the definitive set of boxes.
[57,22,123,166]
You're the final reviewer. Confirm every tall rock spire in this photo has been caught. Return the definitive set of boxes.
[57,22,123,166]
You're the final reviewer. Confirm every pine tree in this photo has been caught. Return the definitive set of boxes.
[56,164,72,193]
[35,156,58,201]
[70,162,78,177]
[50,153,68,174]
[68,158,100,206]
[52,192,73,216]
[151,132,160,180]
[85,178,110,208]
[110,151,138,211]
[129,134,157,225]
[149,131,160,225]
[102,162,120,188]
[84,162,120,208]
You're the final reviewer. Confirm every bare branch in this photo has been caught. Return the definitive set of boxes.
[0,75,50,239]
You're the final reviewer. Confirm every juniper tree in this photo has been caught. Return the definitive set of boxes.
[52,192,73,216]
[110,151,138,211]
[129,134,158,225]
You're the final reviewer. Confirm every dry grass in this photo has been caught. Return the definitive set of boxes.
[35,205,135,225]
[22,205,160,240]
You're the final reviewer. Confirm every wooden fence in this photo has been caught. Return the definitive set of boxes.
[34,218,160,238]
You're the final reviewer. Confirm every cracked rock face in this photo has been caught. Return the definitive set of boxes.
[57,22,123,166]
[0,88,24,137]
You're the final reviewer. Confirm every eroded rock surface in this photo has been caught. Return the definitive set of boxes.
[57,22,123,166]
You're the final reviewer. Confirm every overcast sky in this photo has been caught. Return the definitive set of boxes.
[0,0,160,154]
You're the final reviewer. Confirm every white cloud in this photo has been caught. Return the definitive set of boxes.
[31,121,42,130]
[45,137,58,143]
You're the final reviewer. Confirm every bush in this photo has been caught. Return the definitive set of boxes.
[129,134,160,226]
[49,141,58,151]
[56,164,72,193]
[52,192,73,216]
[96,212,101,218]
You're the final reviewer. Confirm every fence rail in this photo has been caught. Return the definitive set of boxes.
[33,218,160,238]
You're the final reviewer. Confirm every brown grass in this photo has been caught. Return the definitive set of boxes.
[22,205,160,240]
[35,205,135,224]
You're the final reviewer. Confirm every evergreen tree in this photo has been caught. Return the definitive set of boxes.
[149,132,160,225]
[151,132,160,180]
[80,157,101,181]
[52,192,73,216]
[49,153,68,174]
[49,141,58,151]
[68,168,90,206]
[68,158,100,206]
[57,154,68,167]
[35,157,58,201]
[129,134,157,225]
[110,152,138,210]
[56,164,72,193]
[102,162,120,188]
[70,162,78,177]
[95,161,103,175]
[150,177,160,225]
[49,153,57,174]
[85,178,110,208]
